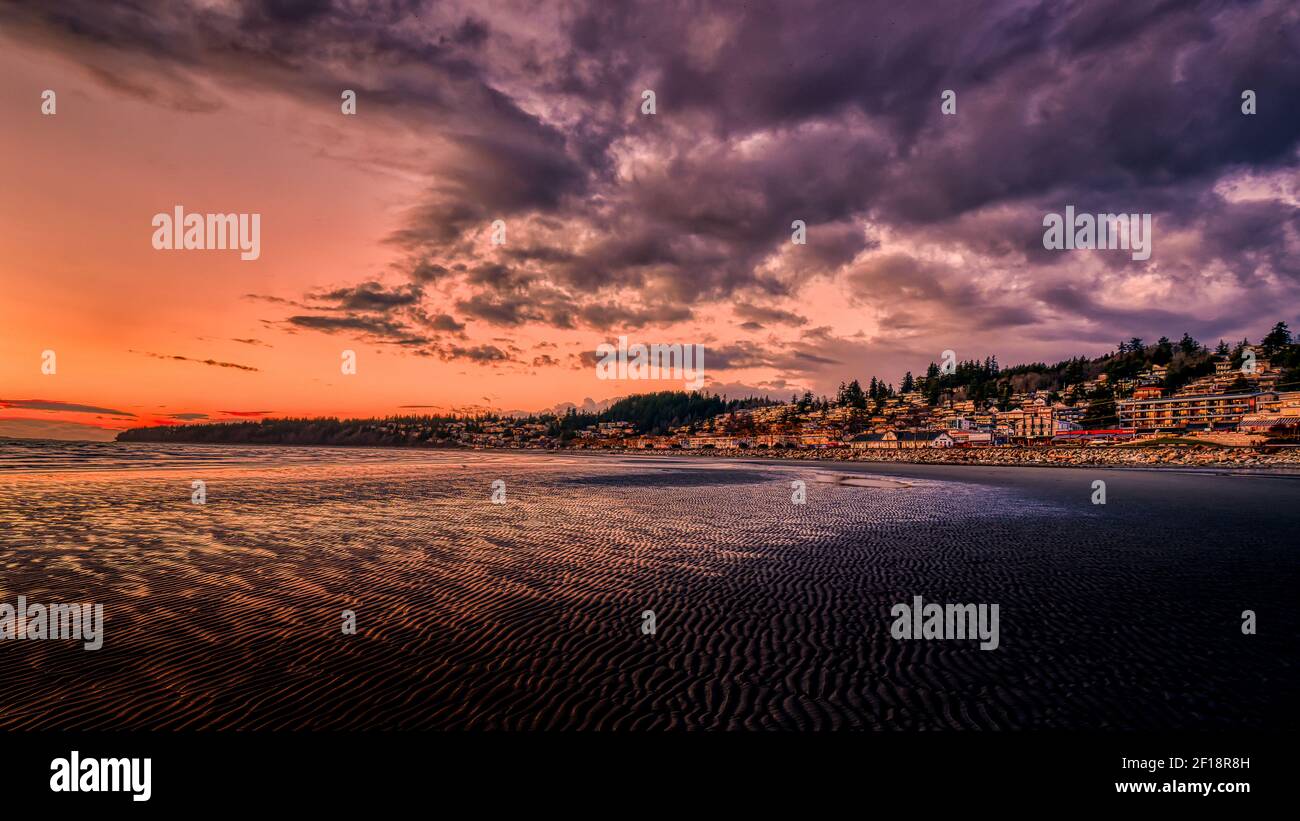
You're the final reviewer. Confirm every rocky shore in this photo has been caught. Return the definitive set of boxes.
[613,444,1300,469]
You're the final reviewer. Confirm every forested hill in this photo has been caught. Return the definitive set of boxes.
[904,323,1300,407]
[116,391,780,444]
[584,391,778,433]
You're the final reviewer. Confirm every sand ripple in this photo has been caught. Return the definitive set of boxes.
[0,451,1295,730]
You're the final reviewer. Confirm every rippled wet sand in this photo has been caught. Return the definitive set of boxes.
[0,449,1295,729]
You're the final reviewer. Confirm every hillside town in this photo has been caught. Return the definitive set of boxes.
[120,325,1300,461]
[352,355,1297,458]
[463,349,1298,452]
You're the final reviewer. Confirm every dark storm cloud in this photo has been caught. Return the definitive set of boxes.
[409,259,449,284]
[734,303,808,327]
[435,343,510,363]
[577,302,693,330]
[7,0,1298,367]
[706,341,840,372]
[0,0,585,214]
[284,313,430,347]
[427,313,466,332]
[1033,284,1253,344]
[464,263,535,293]
[286,314,403,334]
[455,288,577,329]
[454,293,539,327]
[312,282,422,311]
[280,275,466,346]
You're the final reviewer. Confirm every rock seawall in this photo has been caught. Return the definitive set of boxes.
[621,445,1300,468]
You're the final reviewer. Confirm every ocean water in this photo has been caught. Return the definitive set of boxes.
[0,440,1296,730]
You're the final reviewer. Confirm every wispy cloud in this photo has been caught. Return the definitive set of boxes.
[0,398,136,417]
[131,351,259,372]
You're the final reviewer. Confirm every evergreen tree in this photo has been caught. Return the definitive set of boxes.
[1153,336,1173,365]
[1261,321,1292,354]
[846,379,867,409]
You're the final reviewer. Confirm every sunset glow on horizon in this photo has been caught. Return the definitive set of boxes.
[3,1,1297,440]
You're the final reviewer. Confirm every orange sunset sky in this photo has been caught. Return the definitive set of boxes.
[2,1,1297,440]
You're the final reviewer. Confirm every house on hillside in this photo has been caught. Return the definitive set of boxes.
[848,430,953,450]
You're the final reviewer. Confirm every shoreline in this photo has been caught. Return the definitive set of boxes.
[7,436,1300,474]
[572,446,1300,475]
[616,444,1300,471]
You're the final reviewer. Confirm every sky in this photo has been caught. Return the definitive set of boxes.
[1,0,1298,440]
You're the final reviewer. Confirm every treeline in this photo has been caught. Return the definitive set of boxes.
[906,321,1298,427]
[116,391,780,445]
[573,390,779,436]
[880,321,1297,408]
[777,321,1297,429]
[116,414,466,447]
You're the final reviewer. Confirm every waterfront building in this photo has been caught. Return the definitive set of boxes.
[848,430,954,450]
[1118,391,1273,432]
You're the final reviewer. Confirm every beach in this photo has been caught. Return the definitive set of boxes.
[1,442,1296,730]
